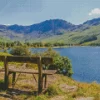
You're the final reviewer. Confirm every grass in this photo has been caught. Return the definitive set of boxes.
[0,52,12,68]
[0,52,12,56]
[0,52,100,99]
[34,75,100,100]
[0,74,99,100]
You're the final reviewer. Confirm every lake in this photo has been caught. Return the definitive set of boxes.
[30,47,100,83]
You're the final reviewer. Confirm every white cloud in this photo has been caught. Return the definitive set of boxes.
[89,8,100,16]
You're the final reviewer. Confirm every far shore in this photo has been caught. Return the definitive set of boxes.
[1,45,100,51]
[29,45,100,49]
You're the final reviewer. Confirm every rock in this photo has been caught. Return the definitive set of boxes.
[59,84,78,92]
[75,97,94,100]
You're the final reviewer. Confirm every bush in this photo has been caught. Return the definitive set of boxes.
[42,47,60,57]
[10,46,31,56]
[46,85,59,96]
[53,56,73,77]
[42,48,73,77]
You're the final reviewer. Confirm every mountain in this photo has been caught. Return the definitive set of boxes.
[6,19,75,34]
[83,18,100,26]
[0,18,100,45]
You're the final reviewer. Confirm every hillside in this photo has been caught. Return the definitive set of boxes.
[0,18,100,45]
[41,25,100,45]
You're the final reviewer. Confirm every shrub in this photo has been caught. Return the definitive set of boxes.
[42,47,60,57]
[35,95,47,100]
[42,48,73,77]
[53,56,73,77]
[46,85,59,96]
[10,46,31,56]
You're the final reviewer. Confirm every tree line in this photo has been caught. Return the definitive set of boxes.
[0,41,80,48]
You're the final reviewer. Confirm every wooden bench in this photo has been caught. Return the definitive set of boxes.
[0,56,56,94]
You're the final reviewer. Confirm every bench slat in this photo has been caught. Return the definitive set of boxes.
[9,68,57,75]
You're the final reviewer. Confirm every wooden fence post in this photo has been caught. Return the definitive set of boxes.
[38,57,43,94]
[4,56,9,90]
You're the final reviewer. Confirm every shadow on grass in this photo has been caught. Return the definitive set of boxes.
[0,80,12,99]
[7,88,38,100]
[0,93,11,99]
[0,88,38,100]
[0,80,38,99]
[7,88,38,96]
[0,80,5,90]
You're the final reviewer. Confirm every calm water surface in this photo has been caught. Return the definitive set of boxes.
[30,47,100,83]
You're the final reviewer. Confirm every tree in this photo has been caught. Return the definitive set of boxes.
[45,43,52,47]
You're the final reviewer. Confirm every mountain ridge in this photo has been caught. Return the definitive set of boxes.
[0,18,100,34]
[0,18,100,44]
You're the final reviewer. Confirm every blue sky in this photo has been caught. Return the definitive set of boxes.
[0,0,100,25]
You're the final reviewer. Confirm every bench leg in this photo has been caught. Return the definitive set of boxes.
[44,75,47,88]
[4,73,9,90]
[12,72,16,88]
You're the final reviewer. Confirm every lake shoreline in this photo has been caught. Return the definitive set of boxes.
[29,45,100,49]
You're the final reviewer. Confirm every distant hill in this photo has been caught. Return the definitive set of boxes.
[0,18,100,45]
